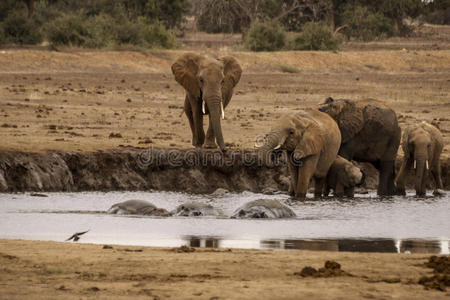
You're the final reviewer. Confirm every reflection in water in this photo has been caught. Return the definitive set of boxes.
[183,236,448,254]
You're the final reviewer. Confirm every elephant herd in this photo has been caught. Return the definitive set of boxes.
[171,53,445,198]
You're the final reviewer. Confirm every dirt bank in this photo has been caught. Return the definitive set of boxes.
[0,239,448,299]
[0,149,448,193]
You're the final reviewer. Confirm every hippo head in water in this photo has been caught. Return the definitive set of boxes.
[173,201,222,217]
[107,200,172,216]
[231,199,296,219]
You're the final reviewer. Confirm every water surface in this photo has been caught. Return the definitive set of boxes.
[0,191,448,253]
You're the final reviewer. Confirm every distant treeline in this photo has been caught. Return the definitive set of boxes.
[0,0,448,50]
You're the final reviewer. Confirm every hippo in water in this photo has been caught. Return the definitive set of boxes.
[173,202,223,217]
[231,199,296,219]
[107,200,172,216]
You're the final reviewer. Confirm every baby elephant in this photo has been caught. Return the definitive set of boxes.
[324,156,365,197]
[395,121,444,196]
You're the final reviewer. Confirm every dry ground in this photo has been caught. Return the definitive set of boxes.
[0,49,449,157]
[0,239,448,300]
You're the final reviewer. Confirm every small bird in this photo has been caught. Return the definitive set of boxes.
[65,230,89,242]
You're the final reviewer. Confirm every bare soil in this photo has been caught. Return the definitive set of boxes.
[0,49,449,157]
[0,239,448,300]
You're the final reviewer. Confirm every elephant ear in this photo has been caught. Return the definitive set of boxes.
[171,53,202,99]
[294,121,324,159]
[401,126,412,155]
[336,100,364,143]
[219,56,242,107]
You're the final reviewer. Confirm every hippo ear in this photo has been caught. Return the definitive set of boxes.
[337,101,364,143]
[171,53,202,99]
[219,56,242,107]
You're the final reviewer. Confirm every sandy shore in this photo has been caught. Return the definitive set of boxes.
[0,239,447,299]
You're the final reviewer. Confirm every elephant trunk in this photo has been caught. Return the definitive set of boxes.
[257,132,284,167]
[205,95,226,151]
[414,147,429,196]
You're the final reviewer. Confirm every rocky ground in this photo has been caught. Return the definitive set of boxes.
[0,239,448,300]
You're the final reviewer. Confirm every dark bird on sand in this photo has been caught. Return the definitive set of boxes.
[65,230,89,242]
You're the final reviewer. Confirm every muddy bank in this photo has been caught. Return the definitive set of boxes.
[0,149,448,193]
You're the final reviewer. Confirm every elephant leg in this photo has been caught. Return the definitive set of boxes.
[334,182,345,197]
[344,186,355,197]
[378,160,396,196]
[204,114,217,148]
[431,158,444,190]
[314,177,325,198]
[294,155,319,199]
[395,156,412,196]
[288,161,298,197]
[184,98,197,146]
[190,98,205,147]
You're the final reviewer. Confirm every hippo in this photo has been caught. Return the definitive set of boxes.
[173,201,223,217]
[107,200,172,216]
[231,199,296,219]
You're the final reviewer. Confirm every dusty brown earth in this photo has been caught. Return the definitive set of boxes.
[0,48,449,156]
[0,239,449,300]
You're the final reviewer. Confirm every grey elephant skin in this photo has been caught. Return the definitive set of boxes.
[319,97,401,196]
[107,200,171,216]
[324,155,365,197]
[232,199,296,219]
[172,53,242,151]
[258,108,341,199]
[173,201,222,217]
[395,121,444,196]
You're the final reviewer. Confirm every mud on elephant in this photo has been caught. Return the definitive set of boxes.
[319,97,401,196]
[257,109,341,199]
[395,121,444,196]
[171,53,242,151]
[324,155,365,197]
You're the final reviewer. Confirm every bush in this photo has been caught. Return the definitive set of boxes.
[292,21,342,51]
[2,12,42,44]
[245,21,286,52]
[46,14,92,47]
[142,22,175,49]
[340,5,395,41]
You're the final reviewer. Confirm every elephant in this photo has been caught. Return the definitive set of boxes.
[324,155,365,197]
[107,200,172,216]
[171,53,242,151]
[395,121,444,196]
[319,97,401,196]
[172,201,223,217]
[231,199,296,218]
[257,108,341,199]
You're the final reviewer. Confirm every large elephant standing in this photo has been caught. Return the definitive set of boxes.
[395,121,444,196]
[319,98,401,196]
[171,53,242,151]
[258,109,341,199]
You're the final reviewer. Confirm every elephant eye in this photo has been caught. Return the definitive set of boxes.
[199,77,204,84]
[221,79,225,85]
[289,129,295,135]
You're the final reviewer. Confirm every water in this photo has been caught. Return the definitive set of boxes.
[0,191,448,254]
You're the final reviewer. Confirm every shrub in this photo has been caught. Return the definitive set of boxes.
[245,21,286,52]
[340,5,394,41]
[46,14,92,47]
[292,21,342,51]
[0,26,5,45]
[2,12,42,44]
[142,22,175,49]
[279,64,300,73]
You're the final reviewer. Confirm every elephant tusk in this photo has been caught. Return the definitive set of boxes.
[202,101,206,114]
[414,160,416,169]
[274,143,282,150]
[426,160,429,170]
[220,101,225,120]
